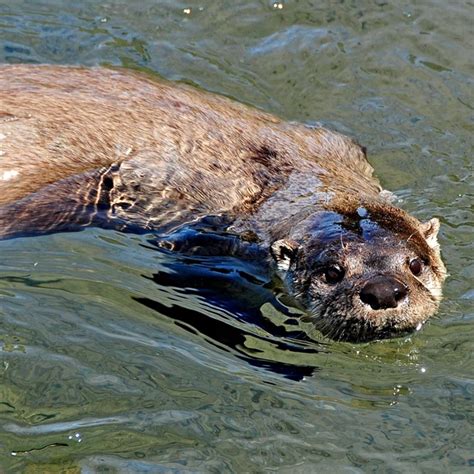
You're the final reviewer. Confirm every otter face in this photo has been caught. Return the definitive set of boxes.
[271,209,446,342]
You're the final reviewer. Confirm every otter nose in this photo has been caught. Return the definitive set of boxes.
[360,276,408,310]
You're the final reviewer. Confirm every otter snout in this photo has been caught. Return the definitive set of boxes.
[360,276,408,310]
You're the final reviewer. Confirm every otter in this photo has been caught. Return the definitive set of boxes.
[0,65,446,342]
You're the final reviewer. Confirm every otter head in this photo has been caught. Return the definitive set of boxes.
[270,202,446,342]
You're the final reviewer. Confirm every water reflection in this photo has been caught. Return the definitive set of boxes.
[135,246,326,381]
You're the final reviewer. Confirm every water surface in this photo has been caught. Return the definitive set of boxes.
[0,0,472,472]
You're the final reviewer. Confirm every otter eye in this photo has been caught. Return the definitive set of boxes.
[324,264,345,284]
[409,258,423,276]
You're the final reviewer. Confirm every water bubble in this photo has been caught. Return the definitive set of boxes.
[68,432,83,443]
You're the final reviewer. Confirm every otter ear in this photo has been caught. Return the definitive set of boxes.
[420,218,440,250]
[270,239,299,272]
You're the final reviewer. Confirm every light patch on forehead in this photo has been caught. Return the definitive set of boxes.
[1,169,19,181]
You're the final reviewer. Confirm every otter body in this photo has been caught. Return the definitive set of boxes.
[0,65,446,341]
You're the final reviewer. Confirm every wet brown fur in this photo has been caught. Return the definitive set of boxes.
[325,195,445,280]
[0,65,378,208]
[0,65,446,341]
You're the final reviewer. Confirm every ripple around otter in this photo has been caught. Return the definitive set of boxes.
[0,0,473,472]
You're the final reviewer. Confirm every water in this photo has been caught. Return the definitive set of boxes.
[0,0,472,471]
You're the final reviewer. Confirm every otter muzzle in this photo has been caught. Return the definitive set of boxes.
[360,276,408,310]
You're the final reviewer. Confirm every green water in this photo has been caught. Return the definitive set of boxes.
[0,0,472,472]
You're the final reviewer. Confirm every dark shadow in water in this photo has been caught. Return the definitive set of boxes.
[134,245,326,381]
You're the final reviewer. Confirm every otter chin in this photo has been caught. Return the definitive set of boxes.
[0,65,446,342]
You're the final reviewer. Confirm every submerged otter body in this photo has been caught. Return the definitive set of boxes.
[0,65,446,341]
